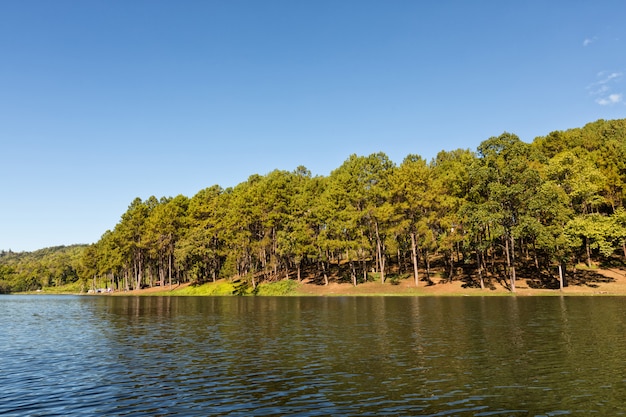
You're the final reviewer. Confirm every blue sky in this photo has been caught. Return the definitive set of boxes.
[1,0,625,252]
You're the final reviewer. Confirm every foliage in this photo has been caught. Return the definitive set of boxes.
[254,279,300,296]
[3,118,626,294]
[37,280,85,294]
[0,246,86,293]
[171,281,237,296]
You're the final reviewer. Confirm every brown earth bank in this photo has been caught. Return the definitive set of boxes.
[116,267,626,296]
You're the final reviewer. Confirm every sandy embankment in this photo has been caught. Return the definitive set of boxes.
[113,267,626,296]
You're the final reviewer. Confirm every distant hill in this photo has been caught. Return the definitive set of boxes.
[0,245,87,293]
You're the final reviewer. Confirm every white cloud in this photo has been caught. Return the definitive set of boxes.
[583,36,598,46]
[588,71,623,105]
[600,72,622,83]
[589,72,622,91]
[596,94,623,105]
[589,84,609,96]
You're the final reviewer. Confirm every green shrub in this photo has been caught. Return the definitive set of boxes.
[0,280,12,294]
[254,279,299,296]
[41,281,85,294]
[172,282,236,296]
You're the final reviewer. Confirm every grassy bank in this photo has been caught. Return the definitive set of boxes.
[103,267,626,297]
[15,267,626,297]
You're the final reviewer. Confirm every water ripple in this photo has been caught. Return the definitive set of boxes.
[2,295,626,415]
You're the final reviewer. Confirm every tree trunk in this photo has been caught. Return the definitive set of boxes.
[511,237,517,290]
[380,250,386,284]
[168,248,172,289]
[135,256,142,290]
[505,235,516,292]
[374,221,385,284]
[410,232,419,287]
[362,259,367,282]
[159,255,165,288]
[477,250,484,290]
[297,261,301,282]
[349,260,357,287]
[318,247,329,286]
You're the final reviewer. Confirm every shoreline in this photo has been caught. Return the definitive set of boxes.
[16,267,626,297]
[104,267,626,297]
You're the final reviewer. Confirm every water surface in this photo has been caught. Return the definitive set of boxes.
[1,295,626,416]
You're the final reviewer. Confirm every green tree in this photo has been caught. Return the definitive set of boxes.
[544,151,606,215]
[146,195,188,287]
[114,197,152,290]
[392,154,433,286]
[321,158,364,286]
[431,149,474,283]
[472,133,542,292]
[322,153,395,285]
[276,166,318,281]
[612,208,626,258]
[176,185,225,283]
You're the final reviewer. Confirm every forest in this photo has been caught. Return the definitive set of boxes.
[1,118,626,294]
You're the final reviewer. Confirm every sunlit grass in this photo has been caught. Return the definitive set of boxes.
[254,279,300,296]
[135,279,301,296]
[23,281,86,294]
[169,282,237,296]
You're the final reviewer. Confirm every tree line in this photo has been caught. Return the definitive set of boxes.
[0,246,85,293]
[2,118,626,293]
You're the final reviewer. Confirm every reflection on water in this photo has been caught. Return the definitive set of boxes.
[1,295,626,416]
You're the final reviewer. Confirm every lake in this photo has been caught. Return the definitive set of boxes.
[1,295,626,416]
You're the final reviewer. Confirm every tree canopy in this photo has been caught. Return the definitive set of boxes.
[3,118,626,293]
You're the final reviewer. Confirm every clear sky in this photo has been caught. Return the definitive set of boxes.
[1,0,625,252]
